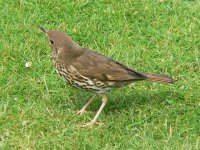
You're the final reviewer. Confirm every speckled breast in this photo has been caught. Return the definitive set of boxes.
[54,62,112,93]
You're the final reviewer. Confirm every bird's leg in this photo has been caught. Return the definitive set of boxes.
[81,94,108,127]
[76,94,97,115]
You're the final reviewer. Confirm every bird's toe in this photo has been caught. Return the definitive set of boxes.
[78,121,106,128]
[76,109,93,115]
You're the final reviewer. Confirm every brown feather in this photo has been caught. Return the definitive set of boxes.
[144,73,175,84]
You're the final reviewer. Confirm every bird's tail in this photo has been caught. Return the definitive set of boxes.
[144,73,175,84]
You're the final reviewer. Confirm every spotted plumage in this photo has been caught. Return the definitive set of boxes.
[40,27,175,127]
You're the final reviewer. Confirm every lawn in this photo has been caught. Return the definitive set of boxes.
[0,0,199,149]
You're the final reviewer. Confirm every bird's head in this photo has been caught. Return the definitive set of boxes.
[40,26,81,59]
[40,26,71,47]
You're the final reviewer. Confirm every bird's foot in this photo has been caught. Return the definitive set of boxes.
[76,109,92,115]
[79,121,105,128]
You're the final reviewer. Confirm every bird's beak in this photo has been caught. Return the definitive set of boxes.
[40,26,49,33]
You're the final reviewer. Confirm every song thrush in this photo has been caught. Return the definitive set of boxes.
[40,27,175,127]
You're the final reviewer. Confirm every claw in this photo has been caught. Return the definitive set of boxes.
[76,110,93,115]
[78,121,106,128]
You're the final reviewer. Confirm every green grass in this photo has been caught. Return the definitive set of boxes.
[0,0,199,149]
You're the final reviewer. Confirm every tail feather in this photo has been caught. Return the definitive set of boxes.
[144,73,175,84]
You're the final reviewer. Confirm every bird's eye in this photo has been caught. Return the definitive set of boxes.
[50,40,54,44]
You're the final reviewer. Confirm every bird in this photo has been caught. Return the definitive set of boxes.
[40,27,175,127]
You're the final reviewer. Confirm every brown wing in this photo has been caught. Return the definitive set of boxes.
[70,48,146,82]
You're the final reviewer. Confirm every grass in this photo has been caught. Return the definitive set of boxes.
[0,0,199,149]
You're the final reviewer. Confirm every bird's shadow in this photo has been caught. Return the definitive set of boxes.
[106,90,180,114]
[69,87,182,115]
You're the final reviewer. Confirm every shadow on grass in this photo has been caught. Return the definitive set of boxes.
[106,90,182,113]
[63,87,183,115]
